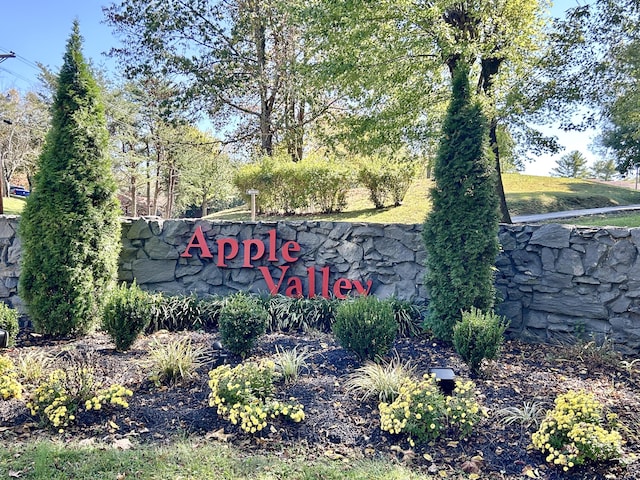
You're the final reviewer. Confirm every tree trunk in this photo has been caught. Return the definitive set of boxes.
[489,118,512,223]
[479,56,511,223]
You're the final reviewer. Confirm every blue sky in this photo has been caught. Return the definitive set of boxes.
[0,0,594,176]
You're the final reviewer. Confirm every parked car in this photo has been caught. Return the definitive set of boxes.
[9,185,30,197]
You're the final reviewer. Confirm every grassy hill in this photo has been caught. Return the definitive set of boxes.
[6,175,640,225]
[207,174,640,225]
[2,196,27,215]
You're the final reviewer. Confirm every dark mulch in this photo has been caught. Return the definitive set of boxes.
[1,329,639,479]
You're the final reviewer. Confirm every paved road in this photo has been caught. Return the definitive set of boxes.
[511,204,640,223]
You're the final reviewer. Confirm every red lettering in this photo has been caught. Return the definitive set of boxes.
[333,278,352,299]
[353,279,373,296]
[242,239,266,267]
[180,226,213,258]
[282,241,301,262]
[321,266,330,298]
[267,229,278,261]
[258,265,290,295]
[307,266,316,298]
[285,277,304,297]
[216,238,239,267]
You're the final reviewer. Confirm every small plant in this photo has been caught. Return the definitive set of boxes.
[218,293,267,358]
[26,367,132,432]
[145,336,206,386]
[0,356,22,400]
[344,356,414,402]
[103,281,154,351]
[496,401,546,430]
[620,358,640,375]
[532,390,623,471]
[562,336,622,369]
[208,360,305,434]
[84,384,133,411]
[387,297,425,338]
[453,308,509,374]
[0,303,19,347]
[13,349,52,385]
[273,346,312,383]
[147,293,223,333]
[379,374,485,445]
[266,295,338,333]
[332,296,397,362]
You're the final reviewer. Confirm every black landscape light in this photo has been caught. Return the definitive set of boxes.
[0,328,8,348]
[212,340,228,366]
[429,367,456,396]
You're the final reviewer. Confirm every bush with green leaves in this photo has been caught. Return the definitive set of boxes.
[0,303,19,347]
[422,63,499,341]
[218,293,267,358]
[18,23,121,337]
[208,360,305,434]
[332,296,397,362]
[102,281,153,351]
[532,390,623,471]
[453,308,509,374]
[357,153,418,209]
[234,152,352,214]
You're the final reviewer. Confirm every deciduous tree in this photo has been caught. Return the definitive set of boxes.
[105,0,332,161]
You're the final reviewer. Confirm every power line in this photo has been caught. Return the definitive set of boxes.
[0,47,40,70]
[0,66,34,85]
[0,51,16,64]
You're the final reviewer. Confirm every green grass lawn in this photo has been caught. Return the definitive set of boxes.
[0,438,438,480]
[207,174,640,225]
[6,175,639,225]
[3,196,27,215]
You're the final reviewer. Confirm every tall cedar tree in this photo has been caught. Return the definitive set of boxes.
[423,64,500,341]
[18,22,121,336]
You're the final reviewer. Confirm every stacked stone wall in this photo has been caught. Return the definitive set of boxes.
[1,216,639,353]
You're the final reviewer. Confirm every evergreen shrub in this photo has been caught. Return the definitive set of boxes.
[423,63,499,341]
[219,293,267,358]
[18,23,121,336]
[102,281,153,351]
[332,296,397,362]
[0,303,19,347]
[452,307,509,374]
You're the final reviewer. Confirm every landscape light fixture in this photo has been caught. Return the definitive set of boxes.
[212,340,228,366]
[0,328,8,349]
[428,367,456,396]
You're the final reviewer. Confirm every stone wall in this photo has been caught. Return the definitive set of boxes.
[496,223,640,354]
[2,216,640,353]
[118,218,427,301]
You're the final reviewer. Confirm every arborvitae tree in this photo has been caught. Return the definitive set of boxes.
[422,64,500,341]
[18,22,121,336]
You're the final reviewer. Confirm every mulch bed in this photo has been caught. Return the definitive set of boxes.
[1,329,639,480]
